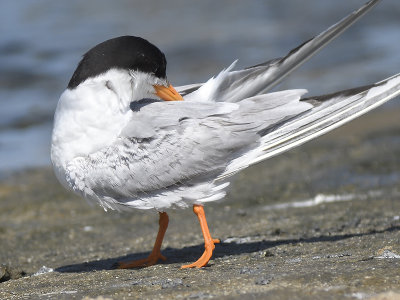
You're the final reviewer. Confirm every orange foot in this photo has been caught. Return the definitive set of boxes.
[118,252,166,268]
[181,243,216,269]
[118,212,169,269]
[181,205,219,269]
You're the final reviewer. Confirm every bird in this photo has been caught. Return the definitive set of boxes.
[51,0,400,269]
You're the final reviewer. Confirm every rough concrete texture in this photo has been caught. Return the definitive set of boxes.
[0,108,399,299]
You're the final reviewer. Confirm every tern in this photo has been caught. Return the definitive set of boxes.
[51,0,400,268]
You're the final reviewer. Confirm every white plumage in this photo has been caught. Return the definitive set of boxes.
[51,0,400,213]
[50,0,400,269]
[52,69,311,210]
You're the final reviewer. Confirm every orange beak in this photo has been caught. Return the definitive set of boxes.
[153,84,184,101]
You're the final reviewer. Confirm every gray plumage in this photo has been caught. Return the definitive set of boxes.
[51,0,400,212]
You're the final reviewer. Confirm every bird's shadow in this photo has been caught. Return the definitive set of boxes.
[55,225,399,273]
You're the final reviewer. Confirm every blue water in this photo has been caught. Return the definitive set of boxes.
[0,0,399,173]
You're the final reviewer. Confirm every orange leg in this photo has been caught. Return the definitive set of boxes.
[118,212,169,268]
[181,205,219,269]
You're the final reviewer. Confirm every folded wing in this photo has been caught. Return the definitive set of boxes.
[66,90,311,209]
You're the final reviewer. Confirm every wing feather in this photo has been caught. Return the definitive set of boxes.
[182,0,381,103]
[218,73,400,180]
[66,90,310,209]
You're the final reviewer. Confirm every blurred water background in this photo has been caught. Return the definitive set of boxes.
[0,0,399,175]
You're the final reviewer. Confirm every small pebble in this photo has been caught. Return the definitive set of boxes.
[255,276,272,285]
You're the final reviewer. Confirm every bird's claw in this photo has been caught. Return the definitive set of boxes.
[181,239,217,269]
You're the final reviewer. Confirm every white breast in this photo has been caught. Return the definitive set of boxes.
[51,71,134,189]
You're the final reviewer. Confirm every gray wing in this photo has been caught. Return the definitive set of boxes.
[178,0,381,101]
[66,90,311,209]
[219,73,400,179]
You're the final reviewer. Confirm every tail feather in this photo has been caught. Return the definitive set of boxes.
[179,0,381,102]
[217,72,400,180]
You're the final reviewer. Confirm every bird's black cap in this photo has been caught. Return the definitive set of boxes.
[67,36,167,89]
